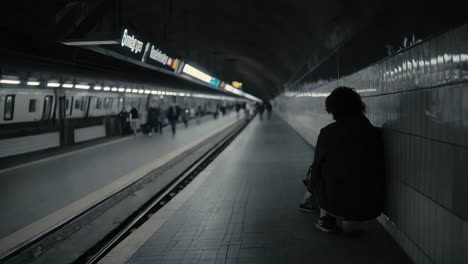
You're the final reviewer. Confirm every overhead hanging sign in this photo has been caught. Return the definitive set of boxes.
[209,77,220,87]
[121,29,144,54]
[105,28,181,72]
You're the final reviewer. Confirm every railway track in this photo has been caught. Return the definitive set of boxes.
[0,115,253,264]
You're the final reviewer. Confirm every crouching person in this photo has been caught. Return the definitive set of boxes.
[305,86,385,234]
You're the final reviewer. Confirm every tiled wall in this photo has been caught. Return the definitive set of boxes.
[275,24,468,264]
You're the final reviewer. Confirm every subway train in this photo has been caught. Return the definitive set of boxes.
[0,85,243,159]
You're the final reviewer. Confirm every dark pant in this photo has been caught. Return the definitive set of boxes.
[170,121,176,135]
[148,121,161,134]
[157,121,163,134]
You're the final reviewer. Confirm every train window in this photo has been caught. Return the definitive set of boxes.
[104,98,111,109]
[4,95,15,120]
[42,96,53,120]
[29,99,37,113]
[96,98,102,109]
[75,99,81,110]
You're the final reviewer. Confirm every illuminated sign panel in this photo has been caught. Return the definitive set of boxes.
[232,81,243,90]
[209,78,220,87]
[182,64,212,83]
[182,64,221,88]
[105,28,181,72]
[121,29,144,54]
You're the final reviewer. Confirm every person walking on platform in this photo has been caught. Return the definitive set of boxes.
[147,105,160,136]
[257,102,265,120]
[244,102,250,120]
[195,106,203,125]
[118,107,131,135]
[266,102,273,120]
[235,103,241,118]
[157,105,164,134]
[181,108,190,128]
[167,103,181,136]
[129,106,140,136]
[302,86,384,234]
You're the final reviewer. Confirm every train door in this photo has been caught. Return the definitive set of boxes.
[82,96,91,118]
[58,96,66,145]
[0,94,15,123]
[41,95,54,120]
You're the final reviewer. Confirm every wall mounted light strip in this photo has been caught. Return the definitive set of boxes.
[47,82,61,87]
[0,79,21,84]
[27,81,40,86]
[75,84,90,89]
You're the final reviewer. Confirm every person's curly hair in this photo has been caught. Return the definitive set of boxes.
[325,86,366,116]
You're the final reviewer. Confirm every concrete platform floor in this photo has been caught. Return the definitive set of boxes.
[101,113,412,264]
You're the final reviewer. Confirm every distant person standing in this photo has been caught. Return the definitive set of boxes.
[235,103,241,118]
[257,102,265,120]
[195,105,203,125]
[166,103,181,136]
[118,107,130,135]
[130,106,139,135]
[244,103,250,119]
[266,102,273,120]
[147,105,160,136]
[181,108,190,128]
[157,105,164,134]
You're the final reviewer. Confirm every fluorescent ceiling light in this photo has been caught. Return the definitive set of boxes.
[75,84,90,89]
[62,83,73,88]
[144,90,151,94]
[47,82,61,87]
[103,87,111,91]
[111,87,118,92]
[94,86,102,90]
[151,91,158,95]
[118,88,125,92]
[126,88,132,93]
[61,40,119,46]
[182,64,212,83]
[1,79,21,84]
[27,81,40,86]
[138,89,144,94]
[132,89,138,93]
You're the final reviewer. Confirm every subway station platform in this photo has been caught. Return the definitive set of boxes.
[99,114,412,264]
[0,112,244,255]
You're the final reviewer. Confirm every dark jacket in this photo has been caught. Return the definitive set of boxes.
[167,105,181,122]
[308,114,384,221]
[147,107,160,123]
[130,107,139,119]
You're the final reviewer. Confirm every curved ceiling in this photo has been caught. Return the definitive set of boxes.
[121,0,383,99]
[5,1,465,100]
